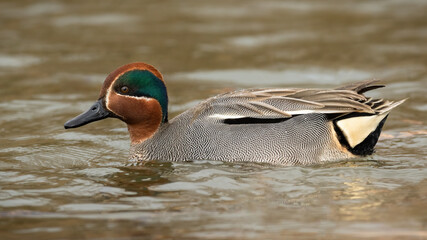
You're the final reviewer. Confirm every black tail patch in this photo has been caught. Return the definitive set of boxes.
[333,115,389,156]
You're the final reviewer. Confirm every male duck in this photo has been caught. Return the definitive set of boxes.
[64,62,405,165]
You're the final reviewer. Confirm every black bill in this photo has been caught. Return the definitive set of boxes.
[64,99,110,129]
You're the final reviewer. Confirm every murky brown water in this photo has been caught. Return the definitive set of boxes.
[1,0,426,239]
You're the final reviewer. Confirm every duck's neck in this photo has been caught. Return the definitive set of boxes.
[127,120,162,145]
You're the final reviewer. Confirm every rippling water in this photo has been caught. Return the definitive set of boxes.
[0,0,426,239]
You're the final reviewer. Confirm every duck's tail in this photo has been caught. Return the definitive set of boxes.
[332,80,406,156]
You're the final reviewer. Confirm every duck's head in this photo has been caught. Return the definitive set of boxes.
[64,62,168,144]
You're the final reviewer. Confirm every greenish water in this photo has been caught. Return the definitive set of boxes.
[0,0,426,239]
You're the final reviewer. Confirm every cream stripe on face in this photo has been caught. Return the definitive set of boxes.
[104,66,143,101]
[105,89,123,119]
[104,69,142,112]
[105,89,151,117]
[105,88,111,109]
[116,94,150,100]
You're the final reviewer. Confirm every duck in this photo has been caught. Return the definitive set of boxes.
[64,62,405,165]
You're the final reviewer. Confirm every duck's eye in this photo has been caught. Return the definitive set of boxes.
[120,86,129,94]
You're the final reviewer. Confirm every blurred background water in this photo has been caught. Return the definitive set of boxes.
[0,0,426,239]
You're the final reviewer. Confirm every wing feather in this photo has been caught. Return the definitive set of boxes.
[191,80,401,121]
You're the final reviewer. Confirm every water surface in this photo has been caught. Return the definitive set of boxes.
[0,0,426,239]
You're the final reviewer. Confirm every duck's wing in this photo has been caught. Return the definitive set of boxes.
[192,80,404,121]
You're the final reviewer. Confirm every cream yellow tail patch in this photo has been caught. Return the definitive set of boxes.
[336,113,388,148]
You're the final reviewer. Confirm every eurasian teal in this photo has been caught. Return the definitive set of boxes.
[64,62,405,165]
